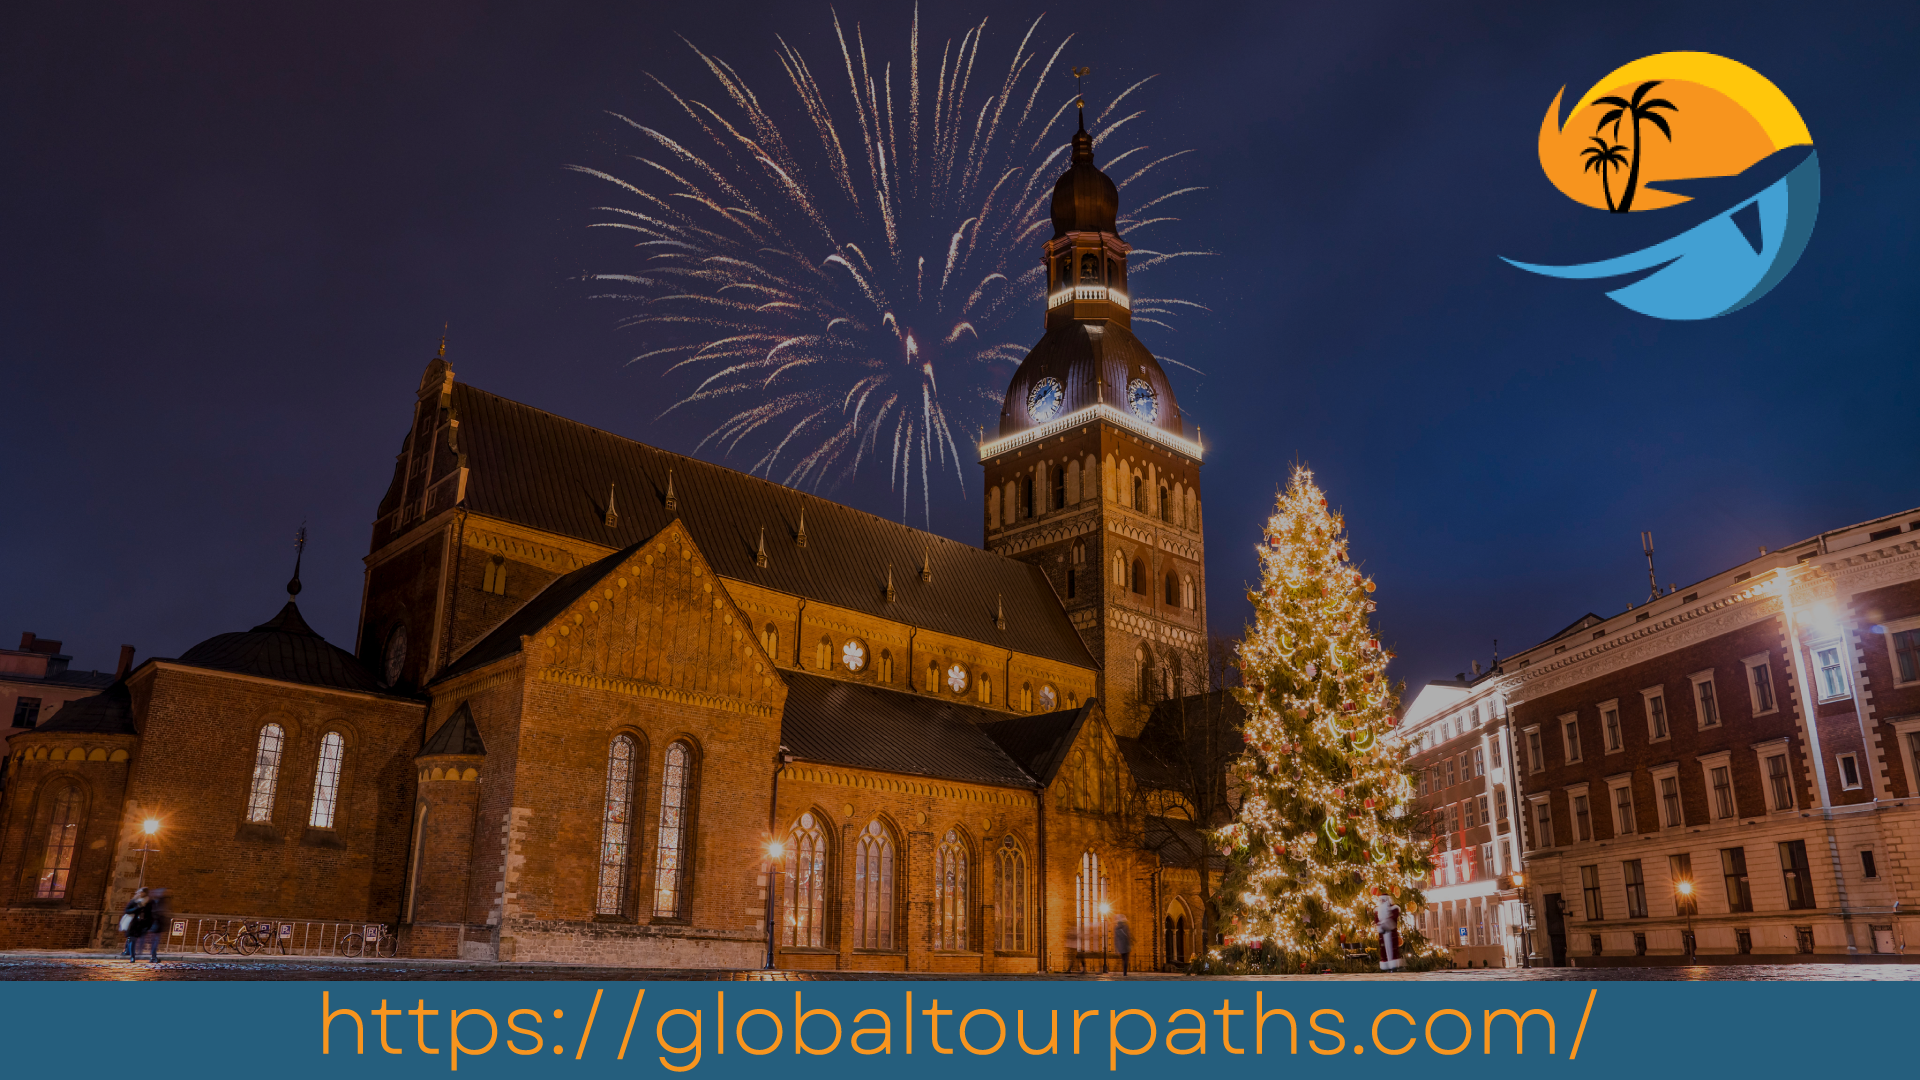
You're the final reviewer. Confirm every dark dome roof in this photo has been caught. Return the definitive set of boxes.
[1049,124,1118,236]
[997,321,1184,441]
[175,602,396,696]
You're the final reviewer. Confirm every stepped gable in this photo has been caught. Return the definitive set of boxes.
[442,381,1095,669]
[174,602,397,696]
[779,673,1040,789]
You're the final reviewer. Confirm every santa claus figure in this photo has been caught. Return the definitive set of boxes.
[1373,892,1404,971]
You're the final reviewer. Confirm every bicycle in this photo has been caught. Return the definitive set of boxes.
[337,924,399,958]
[200,921,280,956]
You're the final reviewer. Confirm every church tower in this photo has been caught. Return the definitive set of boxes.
[981,107,1208,736]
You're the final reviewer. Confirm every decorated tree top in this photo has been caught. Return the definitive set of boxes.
[1214,465,1425,958]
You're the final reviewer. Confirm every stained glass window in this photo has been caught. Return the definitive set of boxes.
[34,785,81,899]
[935,830,969,950]
[308,732,345,829]
[782,812,827,947]
[853,821,894,949]
[652,741,694,917]
[997,837,1026,951]
[246,724,284,823]
[596,735,637,915]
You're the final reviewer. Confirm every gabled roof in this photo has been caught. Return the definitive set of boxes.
[1142,815,1225,871]
[435,381,1096,670]
[437,542,640,680]
[976,701,1095,787]
[780,673,1040,789]
[33,682,136,735]
[419,703,486,757]
[173,602,402,697]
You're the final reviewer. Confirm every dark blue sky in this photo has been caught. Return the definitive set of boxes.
[4,1,1915,691]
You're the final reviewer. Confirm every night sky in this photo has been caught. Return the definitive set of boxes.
[4,1,1915,692]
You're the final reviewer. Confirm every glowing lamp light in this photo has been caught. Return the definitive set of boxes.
[142,818,160,836]
[1098,901,1113,918]
[766,840,786,860]
[1798,602,1841,641]
[1511,872,1524,887]
[1676,880,1694,897]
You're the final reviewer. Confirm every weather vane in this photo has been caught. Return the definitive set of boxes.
[1071,66,1090,110]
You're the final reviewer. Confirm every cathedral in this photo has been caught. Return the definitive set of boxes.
[0,115,1223,971]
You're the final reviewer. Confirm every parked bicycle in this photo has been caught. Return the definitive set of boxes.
[200,921,281,956]
[336,924,399,958]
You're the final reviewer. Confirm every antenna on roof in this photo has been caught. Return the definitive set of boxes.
[1640,531,1661,602]
[287,522,308,600]
[604,483,619,529]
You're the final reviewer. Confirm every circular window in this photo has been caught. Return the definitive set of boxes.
[946,664,970,693]
[383,625,408,686]
[1126,378,1157,422]
[867,820,885,837]
[1026,377,1065,423]
[1038,684,1059,711]
[842,638,868,673]
[799,812,815,830]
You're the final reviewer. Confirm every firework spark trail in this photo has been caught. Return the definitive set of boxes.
[575,5,1211,525]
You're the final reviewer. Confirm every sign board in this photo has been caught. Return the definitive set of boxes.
[1458,927,1469,945]
[279,924,292,939]
[171,921,186,937]
[365,925,381,941]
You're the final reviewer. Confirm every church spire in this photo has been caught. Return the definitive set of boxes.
[664,470,676,513]
[287,523,307,600]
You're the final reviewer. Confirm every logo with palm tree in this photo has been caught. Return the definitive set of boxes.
[1591,81,1678,212]
[1580,137,1630,212]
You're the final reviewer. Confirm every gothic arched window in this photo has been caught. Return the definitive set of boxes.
[1050,465,1065,509]
[652,740,695,918]
[782,812,828,947]
[1075,851,1107,957]
[34,784,82,899]
[763,624,779,661]
[1165,571,1179,606]
[1111,551,1126,587]
[596,734,638,915]
[308,731,345,829]
[853,820,895,949]
[978,673,993,705]
[1159,485,1170,522]
[1020,475,1035,519]
[935,830,969,950]
[1131,559,1147,595]
[246,723,285,823]
[879,649,894,683]
[998,837,1027,951]
[1132,475,1143,511]
[815,636,831,671]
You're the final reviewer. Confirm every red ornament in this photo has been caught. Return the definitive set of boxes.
[1364,797,1375,809]
[1337,824,1347,834]
[1332,788,1345,800]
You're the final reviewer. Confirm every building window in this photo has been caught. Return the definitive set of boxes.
[1861,850,1879,879]
[1604,708,1622,752]
[1644,689,1668,740]
[246,723,285,823]
[1131,558,1146,595]
[978,674,993,705]
[926,661,938,693]
[1444,758,1456,787]
[1659,775,1682,828]
[1722,847,1754,913]
[1458,752,1470,780]
[945,664,969,694]
[1111,551,1125,587]
[1075,851,1106,957]
[1066,568,1076,599]
[1494,787,1508,824]
[1580,864,1602,920]
[1165,905,1188,964]
[1613,783,1635,836]
[1779,840,1815,910]
[1465,798,1478,828]
[763,625,778,660]
[1746,656,1776,713]
[1500,839,1513,870]
[482,554,507,595]
[783,812,828,947]
[596,735,638,916]
[1766,752,1794,811]
[841,638,868,673]
[1562,718,1582,763]
[1533,800,1553,849]
[307,732,345,829]
[1477,794,1490,825]
[934,830,969,950]
[1795,926,1815,954]
[1020,475,1034,519]
[1526,729,1543,774]
[998,837,1026,952]
[1623,859,1648,918]
[1573,794,1592,841]
[652,741,694,918]
[1693,675,1719,727]
[1158,485,1170,522]
[1473,748,1486,776]
[1894,629,1920,683]
[853,821,895,950]
[33,784,82,899]
[12,697,41,729]
[879,649,893,683]
[816,636,831,671]
[1815,645,1849,700]
[1131,475,1143,512]
[1051,465,1066,511]
[1837,753,1862,791]
[1711,765,1736,820]
[1670,853,1696,915]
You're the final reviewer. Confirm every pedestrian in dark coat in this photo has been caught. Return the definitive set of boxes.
[1113,915,1133,976]
[121,889,148,960]
[141,889,171,962]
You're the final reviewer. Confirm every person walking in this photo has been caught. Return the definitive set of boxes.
[121,889,149,961]
[141,888,171,962]
[1067,924,1086,973]
[1113,915,1133,976]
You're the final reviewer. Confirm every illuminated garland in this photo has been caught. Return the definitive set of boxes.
[1210,465,1431,962]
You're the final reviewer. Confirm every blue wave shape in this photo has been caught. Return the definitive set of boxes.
[1502,145,1820,320]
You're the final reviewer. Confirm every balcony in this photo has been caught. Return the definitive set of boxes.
[1047,285,1130,311]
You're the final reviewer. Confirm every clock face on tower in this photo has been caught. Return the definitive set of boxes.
[1026,377,1064,422]
[1126,378,1158,423]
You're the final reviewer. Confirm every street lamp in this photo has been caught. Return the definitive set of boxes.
[1676,880,1696,963]
[135,817,161,888]
[762,838,785,970]
[1098,901,1113,974]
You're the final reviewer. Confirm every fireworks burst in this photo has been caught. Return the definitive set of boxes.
[574,6,1209,523]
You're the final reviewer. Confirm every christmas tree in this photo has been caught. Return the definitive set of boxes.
[1211,465,1429,969]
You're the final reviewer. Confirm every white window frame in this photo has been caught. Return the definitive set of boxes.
[1560,712,1583,765]
[1605,774,1636,837]
[1809,640,1851,703]
[1742,652,1779,717]
[1881,615,1920,688]
[1836,752,1863,791]
[1567,783,1594,843]
[1650,763,1684,831]
[1640,685,1670,743]
[1754,738,1795,814]
[1688,669,1721,729]
[1598,698,1624,755]
[1893,717,1920,800]
[1528,794,1553,851]
[1698,750,1738,822]
[1523,725,1544,774]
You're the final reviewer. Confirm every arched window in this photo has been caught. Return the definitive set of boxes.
[978,674,993,705]
[1166,901,1190,964]
[1056,256,1071,286]
[1159,485,1170,522]
[935,829,969,950]
[853,820,895,950]
[1022,682,1034,712]
[815,636,831,670]
[1132,475,1143,511]
[879,649,894,683]
[652,741,695,918]
[308,731,345,829]
[997,837,1027,951]
[1183,575,1195,609]
[383,624,408,686]
[1050,466,1065,511]
[763,624,779,661]
[1164,571,1178,606]
[1080,252,1100,282]
[1072,542,1085,565]
[34,784,82,899]
[1075,851,1107,958]
[1111,551,1126,587]
[1131,559,1146,595]
[1020,475,1034,519]
[246,723,285,823]
[782,812,828,947]
[596,735,638,916]
[1135,647,1149,703]
[482,554,507,595]
[926,661,939,692]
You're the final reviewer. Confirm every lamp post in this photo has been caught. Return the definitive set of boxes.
[1510,872,1527,968]
[1098,901,1112,974]
[135,818,161,889]
[762,838,785,970]
[1676,880,1696,963]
